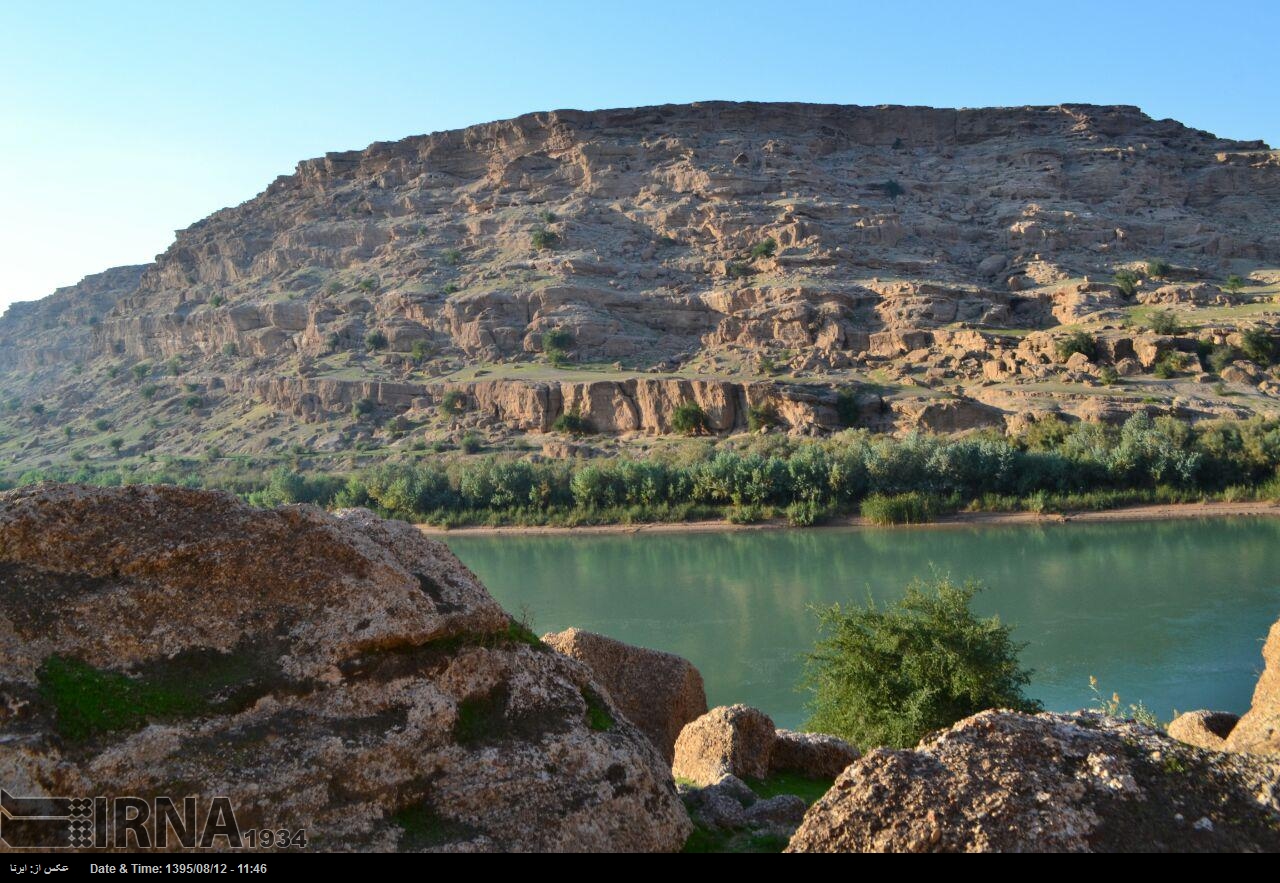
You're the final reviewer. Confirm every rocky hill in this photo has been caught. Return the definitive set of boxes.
[2,102,1279,472]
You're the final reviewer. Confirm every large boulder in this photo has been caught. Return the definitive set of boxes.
[542,627,707,763]
[673,705,776,786]
[770,730,860,779]
[1224,620,1280,755]
[787,710,1280,853]
[1167,710,1240,752]
[0,484,690,852]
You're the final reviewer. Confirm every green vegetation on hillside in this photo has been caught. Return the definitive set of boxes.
[7,412,1279,529]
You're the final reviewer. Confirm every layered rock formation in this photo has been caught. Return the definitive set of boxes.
[0,484,689,852]
[2,102,1279,467]
[786,710,1280,853]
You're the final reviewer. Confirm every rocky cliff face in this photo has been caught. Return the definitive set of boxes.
[0,484,690,851]
[2,102,1279,464]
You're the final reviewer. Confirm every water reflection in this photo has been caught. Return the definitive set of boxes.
[447,518,1280,729]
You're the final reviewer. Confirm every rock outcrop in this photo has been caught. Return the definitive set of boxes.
[770,730,860,780]
[542,628,707,763]
[1164,619,1280,757]
[1223,620,1280,755]
[0,484,690,852]
[679,775,807,850]
[786,710,1280,853]
[673,705,777,786]
[1166,710,1241,752]
[2,102,1279,471]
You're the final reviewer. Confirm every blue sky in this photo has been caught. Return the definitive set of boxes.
[2,0,1276,311]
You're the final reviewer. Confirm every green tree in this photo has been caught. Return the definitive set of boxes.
[440,390,468,414]
[552,409,589,435]
[1112,270,1139,298]
[364,330,388,351]
[804,576,1041,749]
[671,402,710,436]
[747,404,780,432]
[542,327,573,367]
[1147,310,1182,335]
[1146,258,1172,279]
[531,227,559,250]
[1241,327,1275,365]
[1054,331,1096,362]
[1224,274,1245,294]
[750,237,777,260]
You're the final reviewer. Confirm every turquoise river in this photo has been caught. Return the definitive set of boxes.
[445,517,1280,729]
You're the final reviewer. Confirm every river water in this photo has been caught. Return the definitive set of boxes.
[446,518,1280,729]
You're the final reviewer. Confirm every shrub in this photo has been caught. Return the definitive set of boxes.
[167,358,182,377]
[542,327,573,352]
[94,419,110,432]
[671,402,711,436]
[1147,310,1182,335]
[803,576,1041,748]
[750,238,777,260]
[1241,327,1275,365]
[880,179,905,199]
[726,504,767,525]
[441,248,463,266]
[29,403,45,416]
[352,397,376,418]
[440,390,468,414]
[443,282,460,295]
[860,491,936,525]
[1088,676,1160,728]
[364,330,388,351]
[108,438,124,453]
[410,339,433,363]
[1224,274,1245,294]
[538,209,558,224]
[1098,365,1120,386]
[1054,331,1096,362]
[553,409,589,435]
[1153,353,1180,379]
[139,384,159,400]
[459,432,484,454]
[1113,270,1139,298]
[131,363,151,383]
[209,295,226,308]
[221,343,238,357]
[747,404,780,432]
[785,499,826,527]
[325,332,341,351]
[1208,345,1238,374]
[1145,258,1173,279]
[725,261,752,279]
[531,227,559,250]
[357,277,378,293]
[183,395,202,412]
[835,387,861,428]
[326,281,344,296]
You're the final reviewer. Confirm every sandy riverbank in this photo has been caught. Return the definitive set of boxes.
[416,500,1280,537]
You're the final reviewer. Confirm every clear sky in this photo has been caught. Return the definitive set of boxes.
[2,0,1276,312]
